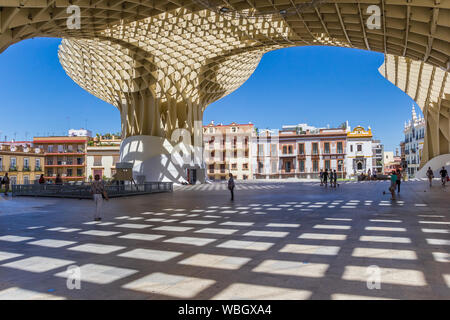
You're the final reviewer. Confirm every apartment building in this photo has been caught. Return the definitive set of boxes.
[203,122,254,180]
[86,145,120,180]
[276,126,348,179]
[404,105,425,177]
[33,136,89,182]
[252,129,280,179]
[0,144,45,184]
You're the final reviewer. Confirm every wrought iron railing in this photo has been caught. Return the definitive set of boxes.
[12,182,173,198]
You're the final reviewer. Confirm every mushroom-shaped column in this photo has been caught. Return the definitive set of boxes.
[59,36,262,182]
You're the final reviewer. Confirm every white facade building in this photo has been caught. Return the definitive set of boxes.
[252,129,279,178]
[86,145,120,180]
[403,105,425,177]
[345,126,373,176]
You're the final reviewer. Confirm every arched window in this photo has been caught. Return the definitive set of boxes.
[357,162,363,170]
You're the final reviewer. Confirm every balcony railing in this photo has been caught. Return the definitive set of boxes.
[9,166,18,172]
[23,167,30,172]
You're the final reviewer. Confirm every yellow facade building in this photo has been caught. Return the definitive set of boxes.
[0,144,45,185]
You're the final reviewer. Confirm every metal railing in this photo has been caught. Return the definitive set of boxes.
[12,182,173,198]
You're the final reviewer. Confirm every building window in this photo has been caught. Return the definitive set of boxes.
[325,160,330,170]
[350,145,353,152]
[299,160,305,172]
[48,145,54,153]
[312,143,318,155]
[77,169,83,177]
[209,127,214,133]
[35,158,41,169]
[288,145,293,154]
[10,157,16,169]
[24,158,29,169]
[271,144,277,156]
[337,142,343,154]
[67,168,73,177]
[357,144,362,152]
[94,156,102,166]
[357,162,363,170]
[298,143,304,155]
[0,157,2,170]
[338,160,343,172]
[282,146,287,154]
[58,145,64,152]
[231,163,237,170]
[324,142,330,154]
[24,175,30,185]
[233,150,237,158]
[258,144,264,156]
[313,160,319,172]
[113,156,119,165]
[231,127,237,133]
[243,163,248,170]
[210,151,215,158]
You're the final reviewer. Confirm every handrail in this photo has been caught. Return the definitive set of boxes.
[12,182,173,198]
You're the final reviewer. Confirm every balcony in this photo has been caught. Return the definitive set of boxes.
[9,166,18,172]
[23,167,31,172]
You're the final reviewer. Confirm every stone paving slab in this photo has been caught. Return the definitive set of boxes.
[0,180,448,300]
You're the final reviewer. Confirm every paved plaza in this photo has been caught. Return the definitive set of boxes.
[0,180,449,300]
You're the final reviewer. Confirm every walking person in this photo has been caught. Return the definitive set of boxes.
[439,166,448,187]
[323,169,329,187]
[55,174,63,185]
[90,174,108,221]
[38,174,45,184]
[228,173,235,201]
[367,169,371,181]
[319,170,323,186]
[426,167,434,187]
[2,173,10,196]
[389,170,397,200]
[396,169,401,193]
[329,170,333,188]
[333,169,338,187]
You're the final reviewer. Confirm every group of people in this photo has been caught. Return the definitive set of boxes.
[319,169,338,188]
[426,166,449,187]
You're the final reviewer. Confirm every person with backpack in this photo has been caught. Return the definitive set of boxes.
[228,173,235,201]
[426,167,434,187]
[2,173,10,195]
[439,166,448,187]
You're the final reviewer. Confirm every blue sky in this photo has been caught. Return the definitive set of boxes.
[0,38,419,151]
